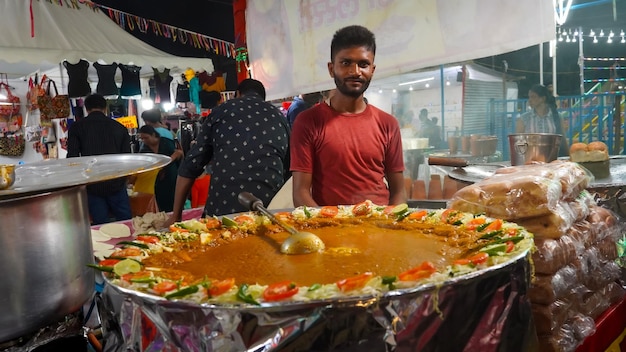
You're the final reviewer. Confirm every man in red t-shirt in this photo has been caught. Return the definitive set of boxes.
[290,25,406,207]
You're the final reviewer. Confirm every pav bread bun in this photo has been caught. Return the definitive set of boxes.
[569,141,609,162]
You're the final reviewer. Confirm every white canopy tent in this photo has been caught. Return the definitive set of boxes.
[0,0,213,83]
[246,0,556,100]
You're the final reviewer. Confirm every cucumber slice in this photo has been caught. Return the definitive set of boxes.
[479,243,507,256]
[221,216,238,228]
[113,259,142,276]
[391,203,409,215]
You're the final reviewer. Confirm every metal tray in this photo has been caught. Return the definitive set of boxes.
[0,154,171,198]
[447,165,505,184]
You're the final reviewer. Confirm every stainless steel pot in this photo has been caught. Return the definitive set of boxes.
[508,133,562,166]
[0,186,94,342]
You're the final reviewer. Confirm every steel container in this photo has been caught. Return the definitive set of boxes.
[508,133,562,166]
[0,186,94,342]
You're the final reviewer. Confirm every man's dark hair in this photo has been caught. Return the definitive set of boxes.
[84,94,107,112]
[138,124,158,136]
[141,108,162,123]
[330,25,376,61]
[237,79,266,100]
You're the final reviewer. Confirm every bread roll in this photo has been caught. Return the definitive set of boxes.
[569,141,609,162]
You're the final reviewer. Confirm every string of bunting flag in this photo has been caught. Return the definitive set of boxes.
[40,0,237,58]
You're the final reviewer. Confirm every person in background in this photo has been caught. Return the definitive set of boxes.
[286,92,321,128]
[164,78,290,224]
[66,94,132,224]
[141,108,175,141]
[516,83,568,156]
[290,25,406,207]
[428,117,443,148]
[137,125,183,212]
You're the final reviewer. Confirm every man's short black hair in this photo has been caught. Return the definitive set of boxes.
[141,108,162,123]
[237,79,266,100]
[84,94,107,112]
[138,124,158,136]
[330,25,376,62]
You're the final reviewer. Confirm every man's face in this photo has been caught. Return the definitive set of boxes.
[327,46,376,98]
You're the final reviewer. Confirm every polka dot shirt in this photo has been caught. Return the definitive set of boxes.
[178,94,291,216]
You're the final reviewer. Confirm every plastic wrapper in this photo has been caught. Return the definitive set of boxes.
[537,323,579,352]
[566,312,597,341]
[595,236,619,262]
[532,235,579,275]
[573,246,621,291]
[450,161,592,220]
[566,220,595,250]
[530,265,580,305]
[586,204,620,243]
[515,201,578,239]
[449,174,563,220]
[532,300,572,334]
[98,251,537,352]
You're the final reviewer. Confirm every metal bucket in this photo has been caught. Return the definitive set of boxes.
[508,133,562,166]
[0,186,94,342]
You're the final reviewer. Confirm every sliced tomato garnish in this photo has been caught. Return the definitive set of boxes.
[202,218,222,229]
[98,259,121,267]
[111,247,142,257]
[274,212,293,221]
[234,215,255,226]
[484,219,503,232]
[336,272,373,292]
[505,228,519,237]
[398,261,437,281]
[468,252,489,265]
[121,270,151,282]
[262,280,299,301]
[453,258,472,266]
[408,210,428,220]
[208,278,236,297]
[465,217,486,230]
[136,235,159,244]
[152,281,178,295]
[441,209,463,225]
[320,206,339,218]
[352,202,370,216]
[505,241,515,253]
[169,224,189,233]
[383,205,396,215]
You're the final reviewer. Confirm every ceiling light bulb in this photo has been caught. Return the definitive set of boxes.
[378,89,382,94]
[558,36,564,42]
[392,89,397,93]
[590,29,595,36]
[572,37,577,42]
[566,35,571,42]
[573,29,578,36]
[425,83,430,88]
[620,30,625,37]
[593,36,598,43]
[609,30,614,37]
[608,37,613,43]
[600,30,605,37]
[446,81,451,86]
[409,86,414,91]
[621,37,625,43]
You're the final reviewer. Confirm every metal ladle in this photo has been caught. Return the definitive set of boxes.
[238,192,325,255]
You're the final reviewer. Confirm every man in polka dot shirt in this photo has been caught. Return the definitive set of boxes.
[166,78,291,221]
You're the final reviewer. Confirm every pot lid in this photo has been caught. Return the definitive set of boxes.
[0,153,171,198]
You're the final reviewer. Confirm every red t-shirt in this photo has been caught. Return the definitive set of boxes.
[290,102,404,205]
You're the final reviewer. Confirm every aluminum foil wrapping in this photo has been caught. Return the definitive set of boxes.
[99,251,536,352]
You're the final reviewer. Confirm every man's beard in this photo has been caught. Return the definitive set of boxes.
[334,75,371,98]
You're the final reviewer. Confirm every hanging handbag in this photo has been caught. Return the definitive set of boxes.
[0,77,20,116]
[37,78,55,126]
[48,80,71,118]
[0,133,25,157]
[27,73,47,111]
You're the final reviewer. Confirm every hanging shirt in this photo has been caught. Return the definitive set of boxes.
[152,67,173,104]
[197,70,226,92]
[119,64,142,97]
[93,62,119,96]
[63,59,91,98]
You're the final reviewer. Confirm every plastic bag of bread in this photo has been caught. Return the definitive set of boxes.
[569,190,595,221]
[493,161,592,200]
[530,265,580,304]
[532,300,572,334]
[533,235,579,275]
[586,204,620,242]
[448,173,562,220]
[567,312,597,341]
[514,201,578,239]
[537,324,579,352]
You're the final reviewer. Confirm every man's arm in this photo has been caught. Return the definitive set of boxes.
[292,171,318,207]
[164,175,195,227]
[386,171,407,205]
